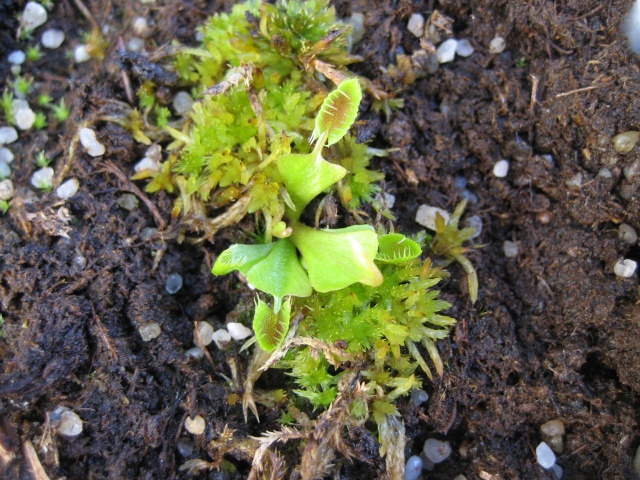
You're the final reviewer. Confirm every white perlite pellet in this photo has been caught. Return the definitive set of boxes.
[56,178,80,200]
[423,438,451,464]
[625,0,640,54]
[374,191,396,209]
[127,37,145,52]
[410,388,429,406]
[540,419,565,436]
[133,17,151,37]
[52,406,83,437]
[184,415,205,435]
[407,13,425,38]
[15,106,36,130]
[227,322,252,341]
[79,128,106,156]
[22,2,48,32]
[404,455,423,480]
[565,173,582,188]
[212,329,231,349]
[489,36,506,54]
[618,223,638,244]
[194,321,214,346]
[74,45,91,63]
[173,91,194,116]
[436,38,458,63]
[535,441,556,469]
[0,126,18,145]
[0,160,10,180]
[613,259,637,278]
[31,167,54,190]
[165,273,183,294]
[415,205,450,230]
[8,50,26,65]
[0,179,15,200]
[186,347,204,359]
[552,464,563,479]
[503,240,519,258]
[598,167,612,178]
[134,156,160,173]
[0,147,14,164]
[139,322,161,341]
[456,39,475,57]
[42,29,65,49]
[493,159,509,177]
[633,444,640,475]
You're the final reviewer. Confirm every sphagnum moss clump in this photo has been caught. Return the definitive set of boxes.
[133,0,382,239]
[123,0,479,478]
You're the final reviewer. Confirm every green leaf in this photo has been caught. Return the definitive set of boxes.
[376,233,422,264]
[212,240,312,298]
[212,243,275,275]
[277,151,347,216]
[245,239,312,298]
[253,298,291,352]
[312,78,362,147]
[290,223,382,292]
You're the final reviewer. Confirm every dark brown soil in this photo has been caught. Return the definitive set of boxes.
[1,0,639,479]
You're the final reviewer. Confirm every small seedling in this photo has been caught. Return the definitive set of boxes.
[0,90,15,125]
[33,112,48,130]
[426,200,479,302]
[35,151,51,167]
[37,93,53,107]
[0,201,9,215]
[50,98,70,122]
[26,44,44,62]
[13,75,33,97]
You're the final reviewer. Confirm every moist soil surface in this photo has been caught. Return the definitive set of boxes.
[1,0,639,479]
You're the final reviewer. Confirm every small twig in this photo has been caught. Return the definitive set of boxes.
[193,321,215,369]
[118,37,134,104]
[71,0,100,31]
[23,440,51,480]
[529,74,539,115]
[555,83,610,98]
[567,3,606,22]
[92,304,117,361]
[127,367,140,398]
[100,160,167,229]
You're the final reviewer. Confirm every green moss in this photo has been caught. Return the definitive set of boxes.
[135,0,382,238]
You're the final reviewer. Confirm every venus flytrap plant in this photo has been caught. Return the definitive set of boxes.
[113,1,477,475]
[213,78,383,353]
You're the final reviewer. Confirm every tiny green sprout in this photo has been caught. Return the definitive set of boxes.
[37,93,53,107]
[13,76,33,97]
[50,98,70,122]
[427,200,479,303]
[0,201,9,215]
[26,44,44,62]
[155,106,171,128]
[35,151,51,167]
[515,56,527,68]
[33,112,48,130]
[0,314,4,336]
[1,90,15,125]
